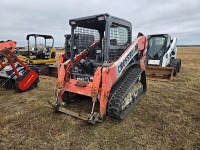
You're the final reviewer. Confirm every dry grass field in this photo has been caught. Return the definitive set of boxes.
[0,47,200,149]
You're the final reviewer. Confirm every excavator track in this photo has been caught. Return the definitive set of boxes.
[106,65,146,120]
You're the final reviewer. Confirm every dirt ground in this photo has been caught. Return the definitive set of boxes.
[0,47,200,149]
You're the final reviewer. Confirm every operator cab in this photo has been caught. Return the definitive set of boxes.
[69,13,132,81]
[25,34,55,60]
[147,34,171,59]
[69,13,132,62]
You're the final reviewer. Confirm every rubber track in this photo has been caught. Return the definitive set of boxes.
[170,59,179,76]
[106,65,145,120]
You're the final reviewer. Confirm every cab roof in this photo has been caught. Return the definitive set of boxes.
[26,34,54,40]
[69,13,132,30]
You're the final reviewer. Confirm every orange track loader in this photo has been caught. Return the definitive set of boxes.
[48,14,148,124]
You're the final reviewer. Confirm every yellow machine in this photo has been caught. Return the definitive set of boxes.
[17,34,56,65]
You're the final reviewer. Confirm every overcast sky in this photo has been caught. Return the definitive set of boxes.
[0,0,199,46]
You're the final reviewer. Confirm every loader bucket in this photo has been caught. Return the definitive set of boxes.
[146,66,174,81]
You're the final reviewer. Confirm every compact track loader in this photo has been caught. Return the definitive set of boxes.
[146,34,181,81]
[0,41,39,92]
[48,14,148,124]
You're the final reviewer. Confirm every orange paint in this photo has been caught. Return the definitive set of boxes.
[57,36,148,117]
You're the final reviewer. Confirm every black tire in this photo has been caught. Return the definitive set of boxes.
[170,59,178,76]
[173,67,177,76]
[177,59,181,73]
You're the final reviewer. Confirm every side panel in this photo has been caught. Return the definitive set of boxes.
[114,36,147,78]
[99,36,147,116]
[162,37,177,67]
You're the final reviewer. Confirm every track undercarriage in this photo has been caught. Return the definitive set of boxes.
[107,65,146,119]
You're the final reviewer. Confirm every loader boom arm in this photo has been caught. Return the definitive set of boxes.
[114,36,147,78]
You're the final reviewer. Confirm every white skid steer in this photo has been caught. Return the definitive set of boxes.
[146,34,181,81]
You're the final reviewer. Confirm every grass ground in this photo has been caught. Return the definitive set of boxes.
[0,47,200,149]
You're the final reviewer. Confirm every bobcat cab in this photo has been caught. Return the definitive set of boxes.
[146,34,181,81]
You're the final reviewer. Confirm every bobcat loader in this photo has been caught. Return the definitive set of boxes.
[146,34,181,81]
[48,14,148,124]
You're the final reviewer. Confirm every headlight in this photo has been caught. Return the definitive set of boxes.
[98,16,105,21]
[70,20,76,25]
